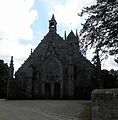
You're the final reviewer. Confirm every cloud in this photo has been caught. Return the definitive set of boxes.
[102,56,118,70]
[49,0,117,70]
[0,0,117,71]
[0,0,38,70]
[45,0,97,30]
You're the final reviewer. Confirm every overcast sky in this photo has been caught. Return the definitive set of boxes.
[0,0,117,71]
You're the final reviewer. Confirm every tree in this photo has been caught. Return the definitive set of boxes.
[80,0,118,62]
[101,69,117,88]
[0,60,9,98]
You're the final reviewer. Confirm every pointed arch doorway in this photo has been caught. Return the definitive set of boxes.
[54,83,61,99]
[45,83,51,99]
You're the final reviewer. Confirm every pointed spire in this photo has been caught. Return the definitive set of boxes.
[51,14,56,21]
[76,29,80,46]
[76,29,78,38]
[64,31,66,40]
[49,14,57,32]
[10,56,14,68]
[7,56,14,99]
[9,56,14,79]
[11,56,13,62]
[31,48,33,54]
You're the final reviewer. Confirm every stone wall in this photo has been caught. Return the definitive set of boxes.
[92,89,118,120]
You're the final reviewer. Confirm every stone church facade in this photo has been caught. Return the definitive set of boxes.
[7,15,96,99]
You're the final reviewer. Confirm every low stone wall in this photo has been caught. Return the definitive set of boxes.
[92,89,118,120]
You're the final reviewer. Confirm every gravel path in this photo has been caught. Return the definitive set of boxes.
[0,99,91,120]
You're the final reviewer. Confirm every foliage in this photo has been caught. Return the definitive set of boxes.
[80,0,118,62]
[101,69,117,88]
[0,60,9,98]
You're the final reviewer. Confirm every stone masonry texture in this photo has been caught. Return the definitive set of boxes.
[92,89,118,120]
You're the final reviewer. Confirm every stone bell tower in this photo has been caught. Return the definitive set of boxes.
[49,14,57,32]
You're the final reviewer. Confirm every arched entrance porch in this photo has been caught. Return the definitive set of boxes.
[44,82,61,99]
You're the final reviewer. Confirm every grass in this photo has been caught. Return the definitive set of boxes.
[79,102,92,120]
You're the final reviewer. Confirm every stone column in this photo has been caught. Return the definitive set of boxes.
[67,63,74,98]
[60,83,63,99]
[41,83,45,97]
[51,84,54,98]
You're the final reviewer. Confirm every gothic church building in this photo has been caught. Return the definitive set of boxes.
[7,15,96,99]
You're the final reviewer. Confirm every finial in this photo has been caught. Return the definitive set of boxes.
[76,29,78,36]
[10,56,14,70]
[76,29,79,40]
[64,31,66,40]
[10,56,13,63]
[76,29,80,46]
[51,14,55,20]
[31,48,33,54]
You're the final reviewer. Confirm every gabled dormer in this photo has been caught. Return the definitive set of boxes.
[66,30,80,53]
[67,31,76,40]
[66,30,79,44]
